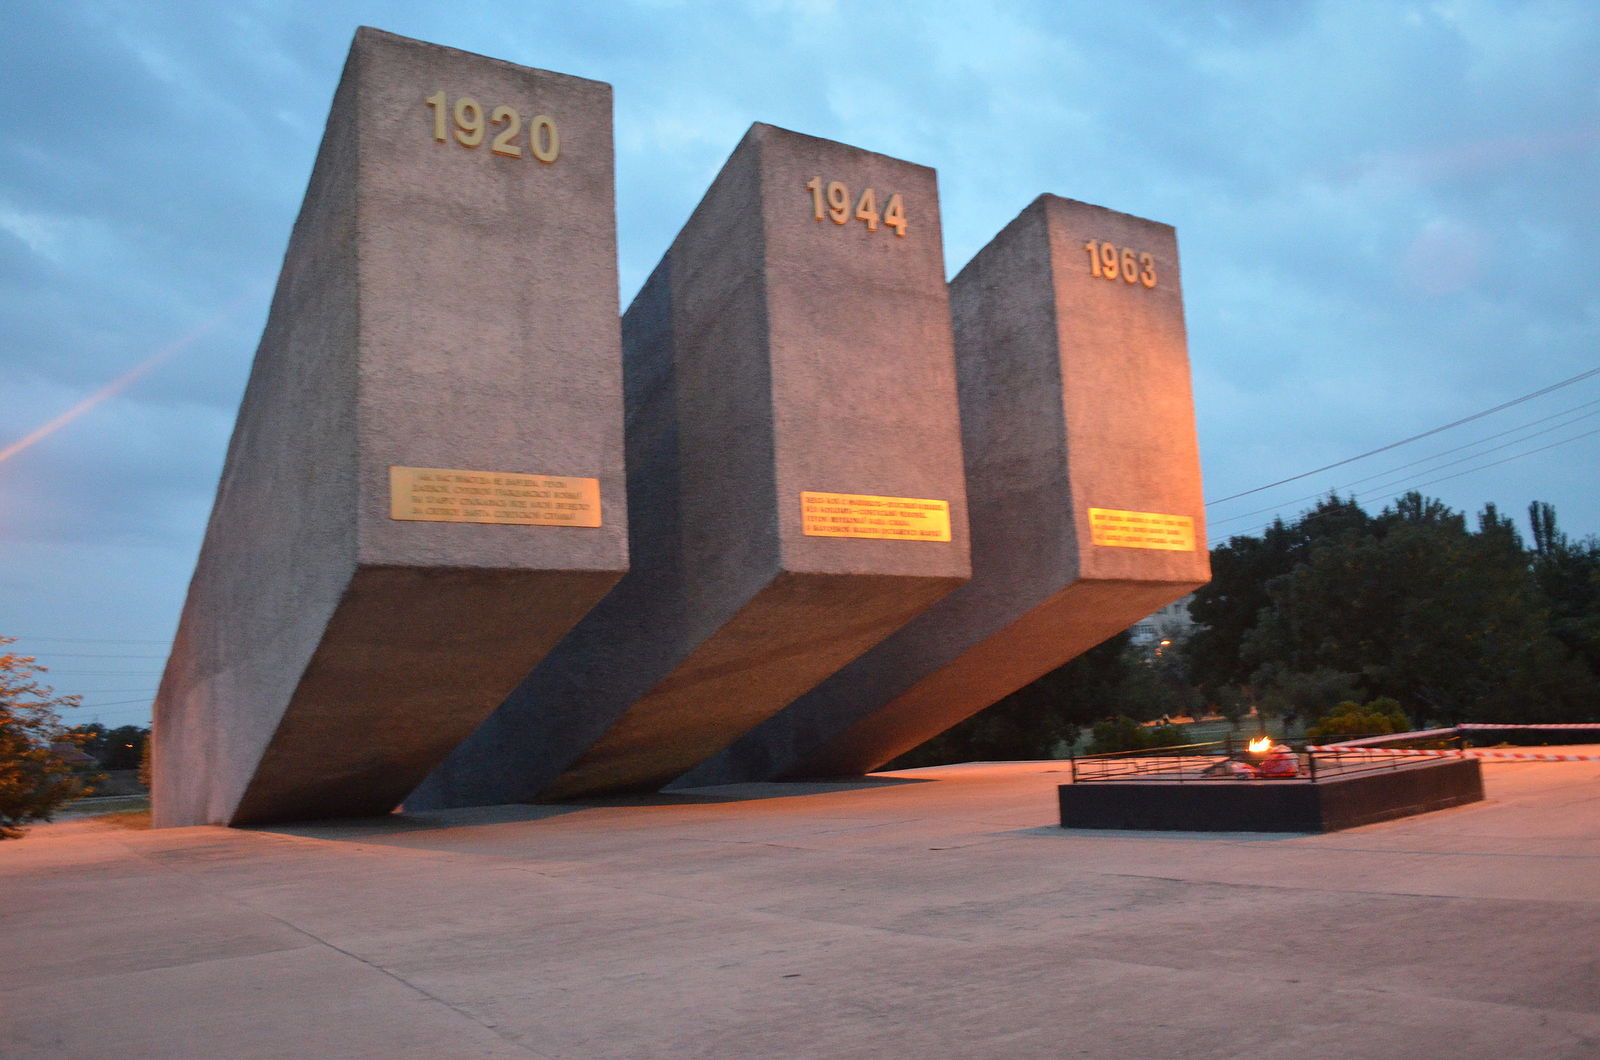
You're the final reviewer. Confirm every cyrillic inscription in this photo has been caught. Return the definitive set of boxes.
[390,466,600,526]
[801,491,950,541]
[1088,507,1194,550]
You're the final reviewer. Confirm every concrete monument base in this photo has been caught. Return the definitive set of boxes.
[1058,758,1486,833]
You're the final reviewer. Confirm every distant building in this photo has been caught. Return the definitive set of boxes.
[1129,593,1195,647]
[49,741,96,769]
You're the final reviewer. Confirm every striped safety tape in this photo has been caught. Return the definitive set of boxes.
[1457,723,1600,731]
[1305,746,1600,762]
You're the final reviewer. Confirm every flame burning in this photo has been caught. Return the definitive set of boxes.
[1247,735,1272,753]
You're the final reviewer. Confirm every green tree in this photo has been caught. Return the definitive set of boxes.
[1212,684,1253,728]
[1187,495,1369,694]
[1242,493,1592,723]
[888,632,1144,768]
[1306,698,1411,740]
[66,722,150,772]
[1528,502,1600,685]
[1250,665,1360,726]
[96,725,149,771]
[1085,716,1186,754]
[1,638,87,839]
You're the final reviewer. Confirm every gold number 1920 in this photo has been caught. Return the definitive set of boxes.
[426,90,559,164]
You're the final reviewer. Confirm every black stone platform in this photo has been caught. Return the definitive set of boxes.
[1058,758,1484,833]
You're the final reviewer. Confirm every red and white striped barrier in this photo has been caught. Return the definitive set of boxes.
[1320,723,1600,750]
[1457,723,1600,731]
[1322,727,1458,747]
[1305,746,1600,762]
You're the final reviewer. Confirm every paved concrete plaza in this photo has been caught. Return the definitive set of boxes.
[5,755,1598,1058]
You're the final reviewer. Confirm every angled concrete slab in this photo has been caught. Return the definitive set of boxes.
[152,28,627,826]
[681,194,1209,784]
[411,123,969,807]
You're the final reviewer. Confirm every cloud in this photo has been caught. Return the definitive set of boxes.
[2,0,1598,723]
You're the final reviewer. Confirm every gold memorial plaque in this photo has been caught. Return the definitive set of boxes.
[389,466,601,527]
[1088,507,1195,551]
[801,491,951,542]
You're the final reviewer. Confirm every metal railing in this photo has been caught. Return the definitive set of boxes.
[1067,736,1457,784]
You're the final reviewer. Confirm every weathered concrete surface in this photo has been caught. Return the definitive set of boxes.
[411,123,969,806]
[152,28,627,827]
[682,196,1208,786]
[7,755,1600,1058]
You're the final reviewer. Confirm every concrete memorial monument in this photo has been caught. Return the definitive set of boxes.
[152,28,628,826]
[410,123,970,807]
[679,195,1208,785]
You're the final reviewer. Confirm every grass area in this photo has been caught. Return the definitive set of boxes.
[1066,715,1301,755]
[57,793,151,820]
[93,810,152,830]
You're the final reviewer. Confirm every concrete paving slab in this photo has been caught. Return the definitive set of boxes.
[5,756,1599,1058]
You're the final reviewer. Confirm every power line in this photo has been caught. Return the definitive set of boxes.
[1402,426,1600,494]
[1208,423,1600,544]
[1208,402,1600,531]
[25,652,169,659]
[76,708,156,721]
[7,636,171,644]
[66,688,161,695]
[38,670,165,677]
[1205,364,1600,506]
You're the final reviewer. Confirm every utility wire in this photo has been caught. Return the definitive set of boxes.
[1401,426,1600,494]
[64,688,161,695]
[40,670,165,677]
[7,636,171,644]
[1209,423,1600,543]
[25,652,169,659]
[1208,402,1600,530]
[1205,364,1600,506]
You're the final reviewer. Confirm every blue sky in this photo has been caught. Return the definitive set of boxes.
[2,0,1597,727]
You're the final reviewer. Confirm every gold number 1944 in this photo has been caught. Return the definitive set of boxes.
[805,176,906,237]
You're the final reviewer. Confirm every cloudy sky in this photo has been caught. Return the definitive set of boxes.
[3,0,1597,728]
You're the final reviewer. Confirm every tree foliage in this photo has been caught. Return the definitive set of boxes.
[1085,716,1186,754]
[1305,698,1411,740]
[1,638,86,839]
[887,633,1153,768]
[1191,493,1599,726]
[66,722,150,772]
[890,492,1599,768]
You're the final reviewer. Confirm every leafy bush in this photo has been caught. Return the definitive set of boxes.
[1,638,87,839]
[1305,697,1411,740]
[1086,715,1187,754]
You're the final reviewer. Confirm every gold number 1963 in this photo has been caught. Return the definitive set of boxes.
[1084,239,1156,288]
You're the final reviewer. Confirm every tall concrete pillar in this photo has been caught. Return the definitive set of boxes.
[152,28,628,826]
[679,195,1209,785]
[411,123,970,807]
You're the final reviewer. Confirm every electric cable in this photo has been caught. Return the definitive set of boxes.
[1204,364,1600,506]
[1208,402,1600,530]
[1209,424,1599,544]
